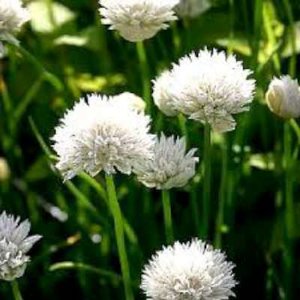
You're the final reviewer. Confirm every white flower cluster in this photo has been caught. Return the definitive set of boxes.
[141,239,237,300]
[135,134,198,189]
[266,75,300,119]
[52,93,155,181]
[0,0,30,52]
[0,211,41,281]
[175,0,211,18]
[98,0,179,42]
[153,49,256,132]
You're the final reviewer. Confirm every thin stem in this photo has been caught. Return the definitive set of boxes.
[202,124,211,238]
[283,121,294,299]
[11,281,23,300]
[282,0,296,77]
[14,76,44,124]
[284,122,294,238]
[11,43,63,91]
[136,41,151,113]
[190,189,201,238]
[215,139,228,248]
[161,190,174,244]
[178,114,188,145]
[252,0,263,72]
[105,175,134,300]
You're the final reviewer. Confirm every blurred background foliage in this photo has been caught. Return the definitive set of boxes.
[0,0,300,299]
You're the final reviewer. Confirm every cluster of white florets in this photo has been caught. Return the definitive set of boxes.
[98,0,179,42]
[0,212,41,281]
[52,93,155,181]
[135,134,198,189]
[153,49,256,132]
[141,239,237,300]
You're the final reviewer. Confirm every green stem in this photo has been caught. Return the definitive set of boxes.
[190,189,201,238]
[178,114,188,145]
[284,122,294,238]
[136,41,151,113]
[11,281,23,300]
[283,121,294,299]
[162,190,174,244]
[105,175,134,300]
[14,76,44,124]
[252,0,263,71]
[12,43,63,91]
[282,0,296,77]
[215,139,228,248]
[202,124,211,238]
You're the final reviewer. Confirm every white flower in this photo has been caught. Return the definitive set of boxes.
[52,93,155,181]
[134,134,198,190]
[153,71,178,116]
[98,0,180,42]
[266,75,300,119]
[141,239,237,300]
[0,0,30,52]
[153,49,256,132]
[0,211,41,281]
[175,0,211,18]
[113,92,146,113]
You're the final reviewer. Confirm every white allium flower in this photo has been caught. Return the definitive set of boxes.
[98,0,180,42]
[113,92,146,113]
[175,0,211,18]
[141,239,237,300]
[52,93,155,181]
[266,75,300,119]
[0,0,30,52]
[153,49,256,132]
[134,134,198,190]
[153,71,178,117]
[0,211,41,281]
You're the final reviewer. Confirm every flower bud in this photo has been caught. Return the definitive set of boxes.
[0,158,10,182]
[266,75,300,119]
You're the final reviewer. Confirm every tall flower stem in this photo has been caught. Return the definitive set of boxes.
[215,139,228,248]
[136,41,151,113]
[11,281,23,300]
[105,175,134,300]
[283,121,294,299]
[202,124,211,238]
[162,190,174,244]
[11,43,63,91]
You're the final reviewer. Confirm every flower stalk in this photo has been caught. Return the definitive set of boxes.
[202,124,211,238]
[136,41,151,112]
[11,281,23,300]
[11,43,63,91]
[162,190,174,244]
[105,175,134,300]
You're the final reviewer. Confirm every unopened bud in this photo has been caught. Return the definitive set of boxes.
[266,75,300,119]
[0,158,10,181]
[113,92,146,113]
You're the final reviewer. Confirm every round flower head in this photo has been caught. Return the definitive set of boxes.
[0,211,42,281]
[153,49,256,132]
[52,93,155,181]
[141,239,237,300]
[153,71,178,116]
[113,92,146,113]
[266,75,300,119]
[98,0,180,42]
[134,134,198,189]
[175,0,211,18]
[0,0,30,51]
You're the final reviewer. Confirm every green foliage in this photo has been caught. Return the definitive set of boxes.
[0,0,300,299]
